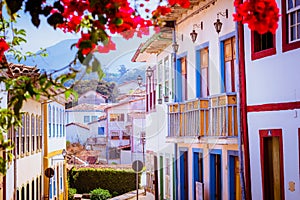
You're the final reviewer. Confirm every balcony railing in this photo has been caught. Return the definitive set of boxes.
[168,93,237,138]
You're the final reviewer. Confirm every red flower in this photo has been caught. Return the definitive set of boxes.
[0,39,9,62]
[76,33,96,55]
[233,0,280,34]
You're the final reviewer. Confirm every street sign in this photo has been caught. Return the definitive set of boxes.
[132,160,143,173]
[44,167,55,178]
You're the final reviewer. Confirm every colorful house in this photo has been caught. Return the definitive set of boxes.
[240,0,300,199]
[134,0,243,199]
[104,97,146,164]
[43,95,68,200]
[65,103,106,124]
[132,28,176,199]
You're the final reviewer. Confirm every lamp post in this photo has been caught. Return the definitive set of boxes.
[141,132,146,164]
[137,75,143,86]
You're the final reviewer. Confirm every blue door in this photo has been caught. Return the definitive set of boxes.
[179,151,188,200]
[210,151,222,200]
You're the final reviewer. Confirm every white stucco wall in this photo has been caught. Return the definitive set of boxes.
[66,125,90,144]
[248,110,300,199]
[174,0,236,98]
[47,101,66,154]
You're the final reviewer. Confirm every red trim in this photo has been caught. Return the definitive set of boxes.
[247,101,300,112]
[251,31,276,60]
[259,129,285,200]
[238,20,252,199]
[281,0,300,52]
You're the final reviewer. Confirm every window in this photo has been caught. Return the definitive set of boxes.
[91,116,98,122]
[122,130,130,140]
[32,180,35,200]
[60,165,63,190]
[53,106,55,137]
[109,113,124,121]
[282,0,300,51]
[181,57,188,101]
[84,116,90,123]
[21,115,25,154]
[251,31,276,60]
[26,183,30,200]
[260,129,284,200]
[60,109,63,137]
[200,47,209,97]
[111,131,119,140]
[56,107,59,137]
[40,116,42,149]
[36,177,39,200]
[26,113,30,153]
[164,57,170,98]
[98,127,105,135]
[15,127,19,156]
[31,114,35,152]
[223,37,236,93]
[36,115,39,150]
[48,105,51,137]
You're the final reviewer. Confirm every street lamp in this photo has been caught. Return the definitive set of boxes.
[137,75,143,86]
[141,132,146,164]
[146,66,153,79]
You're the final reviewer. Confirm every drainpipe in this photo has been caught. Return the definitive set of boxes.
[237,19,252,199]
[235,22,246,200]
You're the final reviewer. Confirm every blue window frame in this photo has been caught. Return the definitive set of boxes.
[98,127,105,135]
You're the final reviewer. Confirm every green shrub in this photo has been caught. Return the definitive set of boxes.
[68,188,77,200]
[112,191,118,197]
[68,168,139,195]
[90,188,112,200]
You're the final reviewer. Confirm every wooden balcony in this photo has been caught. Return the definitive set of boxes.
[168,98,209,137]
[168,93,238,139]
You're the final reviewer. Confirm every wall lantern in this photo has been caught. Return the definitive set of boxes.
[190,22,203,43]
[214,9,228,34]
[172,42,179,53]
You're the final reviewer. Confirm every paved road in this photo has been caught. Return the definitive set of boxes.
[110,189,154,200]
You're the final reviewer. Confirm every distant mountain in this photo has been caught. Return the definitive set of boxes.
[7,36,150,75]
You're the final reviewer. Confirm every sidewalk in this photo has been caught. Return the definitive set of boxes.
[110,189,154,200]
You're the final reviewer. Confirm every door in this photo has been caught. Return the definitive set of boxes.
[210,152,222,200]
[180,151,188,200]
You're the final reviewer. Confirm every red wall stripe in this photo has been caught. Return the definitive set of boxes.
[247,101,300,112]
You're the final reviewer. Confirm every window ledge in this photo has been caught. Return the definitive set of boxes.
[251,47,276,60]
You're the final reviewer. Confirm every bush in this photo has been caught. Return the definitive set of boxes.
[68,168,139,195]
[90,188,112,200]
[68,188,77,200]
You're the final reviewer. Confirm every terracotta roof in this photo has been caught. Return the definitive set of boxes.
[66,103,107,111]
[161,0,218,22]
[6,63,40,78]
[66,122,90,130]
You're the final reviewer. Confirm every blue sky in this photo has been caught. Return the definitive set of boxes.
[15,12,79,53]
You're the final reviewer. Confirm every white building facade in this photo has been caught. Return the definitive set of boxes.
[243,0,300,199]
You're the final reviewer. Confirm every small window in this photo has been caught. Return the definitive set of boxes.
[84,116,90,123]
[91,116,98,122]
[251,31,276,60]
[26,113,30,153]
[111,131,119,140]
[282,0,300,51]
[31,114,35,152]
[98,127,105,135]
[110,114,124,121]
